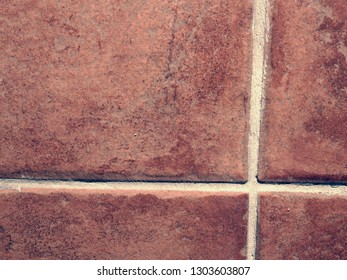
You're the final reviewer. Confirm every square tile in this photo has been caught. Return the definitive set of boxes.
[0,0,253,182]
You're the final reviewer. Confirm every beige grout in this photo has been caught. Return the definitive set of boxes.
[0,179,247,192]
[1,178,346,193]
[245,184,258,260]
[248,0,267,185]
[0,0,346,261]
[246,0,269,260]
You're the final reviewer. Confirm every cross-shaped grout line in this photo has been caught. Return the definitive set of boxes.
[0,0,346,261]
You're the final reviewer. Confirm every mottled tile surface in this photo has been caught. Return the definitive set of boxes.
[259,0,347,182]
[0,0,252,181]
[0,190,248,260]
[257,193,347,260]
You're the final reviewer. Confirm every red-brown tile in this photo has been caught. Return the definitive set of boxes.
[259,0,347,183]
[0,190,248,259]
[257,193,347,260]
[0,0,252,182]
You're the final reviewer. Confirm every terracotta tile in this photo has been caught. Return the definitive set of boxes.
[0,190,248,260]
[0,0,252,182]
[259,0,347,183]
[257,193,347,260]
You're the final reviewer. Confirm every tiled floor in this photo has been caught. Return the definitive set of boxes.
[0,0,346,260]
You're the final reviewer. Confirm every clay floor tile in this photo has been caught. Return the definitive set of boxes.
[0,0,253,182]
[259,0,347,183]
[257,193,347,260]
[0,190,248,260]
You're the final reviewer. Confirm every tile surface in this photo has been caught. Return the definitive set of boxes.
[259,0,347,182]
[257,193,347,260]
[0,190,248,260]
[0,0,252,182]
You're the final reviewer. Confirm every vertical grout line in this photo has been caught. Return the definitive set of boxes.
[246,186,258,260]
[246,0,268,260]
[248,0,268,184]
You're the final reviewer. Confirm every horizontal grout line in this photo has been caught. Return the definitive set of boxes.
[250,183,347,195]
[0,179,247,192]
[257,180,347,186]
[0,179,346,195]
